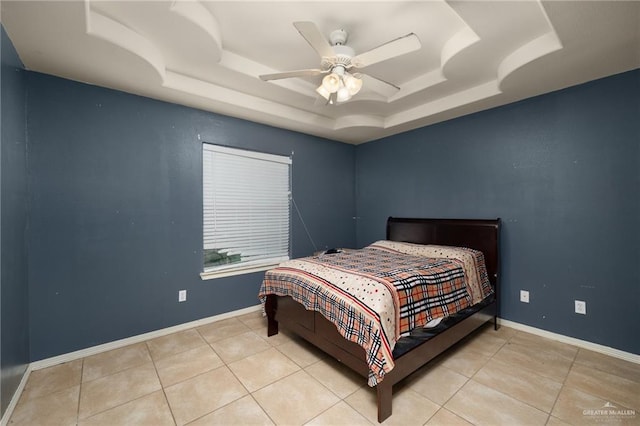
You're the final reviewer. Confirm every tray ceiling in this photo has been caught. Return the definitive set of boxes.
[2,1,639,144]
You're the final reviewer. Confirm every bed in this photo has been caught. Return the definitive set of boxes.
[259,217,500,422]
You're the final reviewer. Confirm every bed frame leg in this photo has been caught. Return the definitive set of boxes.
[494,315,499,331]
[265,294,279,336]
[376,382,392,423]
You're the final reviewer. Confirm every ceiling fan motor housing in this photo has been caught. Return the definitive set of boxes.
[323,44,355,70]
[329,29,348,45]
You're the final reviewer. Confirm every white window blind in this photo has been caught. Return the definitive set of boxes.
[202,144,291,277]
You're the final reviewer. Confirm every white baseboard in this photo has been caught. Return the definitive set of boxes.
[498,318,640,364]
[3,308,637,425]
[30,304,263,371]
[0,304,262,425]
[0,365,31,426]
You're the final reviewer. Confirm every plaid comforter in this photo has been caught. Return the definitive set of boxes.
[259,241,492,386]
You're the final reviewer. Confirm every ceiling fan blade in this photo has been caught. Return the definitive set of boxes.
[259,69,325,81]
[361,74,400,97]
[293,21,335,58]
[351,33,421,68]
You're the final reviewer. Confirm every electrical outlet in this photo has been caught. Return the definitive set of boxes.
[520,290,530,303]
[178,290,187,302]
[575,300,586,315]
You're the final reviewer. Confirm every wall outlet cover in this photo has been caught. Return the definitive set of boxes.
[520,290,530,303]
[575,300,586,314]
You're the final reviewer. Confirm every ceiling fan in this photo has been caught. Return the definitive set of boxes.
[259,22,421,104]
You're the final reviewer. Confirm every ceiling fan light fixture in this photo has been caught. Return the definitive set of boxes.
[336,86,352,103]
[316,85,331,100]
[322,72,341,93]
[344,72,363,96]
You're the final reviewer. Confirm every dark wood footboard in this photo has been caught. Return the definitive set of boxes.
[266,293,496,422]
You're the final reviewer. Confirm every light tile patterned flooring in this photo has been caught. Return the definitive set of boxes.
[8,310,640,425]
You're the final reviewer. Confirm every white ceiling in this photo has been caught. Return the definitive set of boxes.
[2,1,639,144]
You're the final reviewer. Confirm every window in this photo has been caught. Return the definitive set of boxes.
[201,143,291,279]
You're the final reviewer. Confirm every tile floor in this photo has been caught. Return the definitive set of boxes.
[8,311,640,425]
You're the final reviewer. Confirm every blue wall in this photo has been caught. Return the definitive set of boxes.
[355,69,640,354]
[26,72,356,361]
[1,26,29,416]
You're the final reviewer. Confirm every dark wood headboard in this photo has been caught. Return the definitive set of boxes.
[386,217,501,289]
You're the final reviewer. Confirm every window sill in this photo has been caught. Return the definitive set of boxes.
[200,263,279,280]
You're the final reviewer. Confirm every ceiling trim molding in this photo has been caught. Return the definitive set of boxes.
[2,0,636,144]
[498,31,563,88]
[441,26,481,70]
[84,1,165,83]
[386,80,501,128]
[168,0,222,61]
